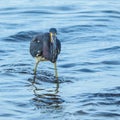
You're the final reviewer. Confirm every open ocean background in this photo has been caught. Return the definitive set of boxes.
[0,0,120,120]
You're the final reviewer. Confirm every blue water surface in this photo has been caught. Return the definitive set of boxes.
[0,0,120,120]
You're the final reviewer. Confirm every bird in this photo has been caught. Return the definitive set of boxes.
[30,28,61,78]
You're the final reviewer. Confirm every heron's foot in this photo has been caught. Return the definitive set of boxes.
[54,78,59,94]
[30,75,36,84]
[55,74,58,80]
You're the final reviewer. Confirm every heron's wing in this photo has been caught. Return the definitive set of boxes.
[42,33,51,60]
[30,34,43,57]
[56,38,61,54]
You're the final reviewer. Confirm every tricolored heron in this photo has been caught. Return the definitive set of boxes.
[30,28,61,78]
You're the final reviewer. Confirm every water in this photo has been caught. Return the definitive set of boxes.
[0,0,120,119]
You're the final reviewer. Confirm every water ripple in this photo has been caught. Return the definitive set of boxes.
[94,112,120,117]
[101,60,120,65]
[93,46,120,53]
[0,0,120,119]
[32,93,64,107]
[101,10,120,15]
[78,68,98,73]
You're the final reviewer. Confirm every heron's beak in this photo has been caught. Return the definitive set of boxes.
[49,32,57,62]
[50,32,56,43]
[50,32,57,56]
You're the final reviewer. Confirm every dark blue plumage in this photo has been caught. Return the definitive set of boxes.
[30,32,61,63]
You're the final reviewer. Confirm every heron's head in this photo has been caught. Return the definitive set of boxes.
[49,28,57,43]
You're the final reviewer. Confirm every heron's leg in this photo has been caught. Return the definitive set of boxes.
[54,62,58,78]
[34,61,39,75]
[34,57,40,75]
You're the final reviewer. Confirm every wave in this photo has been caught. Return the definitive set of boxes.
[3,31,38,42]
[92,46,120,54]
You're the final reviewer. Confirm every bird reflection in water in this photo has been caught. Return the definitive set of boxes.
[32,75,59,93]
[29,75,64,109]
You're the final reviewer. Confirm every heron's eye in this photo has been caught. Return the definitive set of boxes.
[53,33,56,36]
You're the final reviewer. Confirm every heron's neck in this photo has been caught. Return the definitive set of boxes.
[50,33,53,42]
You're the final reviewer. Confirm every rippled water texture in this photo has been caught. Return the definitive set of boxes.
[0,0,120,120]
